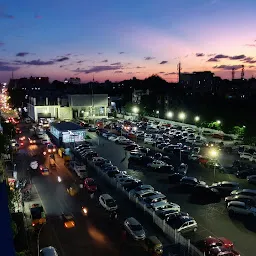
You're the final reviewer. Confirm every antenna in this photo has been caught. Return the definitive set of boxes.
[241,65,244,79]
[232,68,235,80]
[177,62,182,83]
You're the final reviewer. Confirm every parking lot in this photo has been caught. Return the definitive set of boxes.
[83,127,256,256]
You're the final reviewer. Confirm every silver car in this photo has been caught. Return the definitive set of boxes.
[124,217,146,240]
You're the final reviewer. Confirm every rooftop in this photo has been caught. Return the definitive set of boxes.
[50,122,85,131]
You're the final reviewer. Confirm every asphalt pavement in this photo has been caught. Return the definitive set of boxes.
[14,124,175,256]
[87,132,256,256]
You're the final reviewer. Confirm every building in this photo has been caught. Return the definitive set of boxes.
[8,77,50,91]
[64,78,81,84]
[27,94,108,122]
[50,122,86,144]
[132,89,150,104]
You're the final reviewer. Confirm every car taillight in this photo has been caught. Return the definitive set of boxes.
[48,149,51,153]
[32,223,35,227]
[43,152,46,155]
[21,142,24,146]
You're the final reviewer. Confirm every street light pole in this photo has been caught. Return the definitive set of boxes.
[37,223,45,256]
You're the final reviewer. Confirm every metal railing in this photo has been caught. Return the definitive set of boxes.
[88,161,203,256]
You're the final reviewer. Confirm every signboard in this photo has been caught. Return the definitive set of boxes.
[30,161,39,170]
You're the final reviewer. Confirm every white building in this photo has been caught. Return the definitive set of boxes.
[132,89,150,104]
[27,94,108,122]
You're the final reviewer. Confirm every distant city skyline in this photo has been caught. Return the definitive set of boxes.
[1,0,256,83]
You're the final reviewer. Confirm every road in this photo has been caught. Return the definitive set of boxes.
[88,132,256,256]
[14,124,177,256]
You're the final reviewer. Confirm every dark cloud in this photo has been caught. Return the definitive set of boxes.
[0,61,19,71]
[159,61,168,65]
[0,42,4,46]
[55,57,69,62]
[127,72,133,74]
[243,57,256,63]
[114,71,123,73]
[82,65,123,74]
[249,65,255,68]
[208,54,216,57]
[144,57,155,60]
[16,52,29,57]
[213,65,242,70]
[207,58,219,62]
[136,66,145,69]
[1,14,14,19]
[35,15,42,19]
[214,54,229,59]
[119,52,125,54]
[245,44,256,47]
[20,59,55,65]
[101,59,108,63]
[196,53,204,57]
[97,52,103,55]
[77,60,84,64]
[229,55,245,60]
[111,62,121,65]
[159,72,165,74]
[164,72,177,75]
[65,53,72,56]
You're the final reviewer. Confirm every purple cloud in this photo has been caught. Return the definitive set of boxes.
[136,66,145,69]
[119,52,125,54]
[83,65,123,74]
[77,60,84,64]
[144,57,155,60]
[196,53,204,57]
[97,52,103,55]
[229,55,246,60]
[16,52,29,57]
[159,61,168,64]
[0,42,4,46]
[21,59,55,65]
[214,54,229,59]
[159,72,165,74]
[1,14,14,19]
[213,65,242,70]
[55,57,69,62]
[0,61,20,71]
[110,62,121,65]
[35,15,42,19]
[101,59,108,63]
[207,58,219,62]
[164,72,177,75]
[245,44,256,47]
[114,71,123,73]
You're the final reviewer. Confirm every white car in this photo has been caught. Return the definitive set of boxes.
[151,201,181,212]
[144,137,155,144]
[108,135,119,142]
[227,201,256,217]
[186,138,196,144]
[124,217,146,240]
[40,246,58,256]
[117,177,138,185]
[99,194,118,211]
[147,160,168,169]
[240,152,252,160]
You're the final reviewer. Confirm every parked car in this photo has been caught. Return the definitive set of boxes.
[247,175,256,185]
[227,201,256,217]
[99,194,118,211]
[210,181,240,197]
[168,173,184,184]
[230,188,256,197]
[225,194,256,206]
[190,185,221,204]
[84,178,97,192]
[124,217,146,240]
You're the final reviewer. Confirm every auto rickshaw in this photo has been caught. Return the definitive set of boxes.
[144,236,163,256]
[67,184,79,196]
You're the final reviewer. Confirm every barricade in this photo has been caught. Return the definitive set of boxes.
[88,161,203,256]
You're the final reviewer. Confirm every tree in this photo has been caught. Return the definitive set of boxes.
[16,250,32,256]
[231,126,245,137]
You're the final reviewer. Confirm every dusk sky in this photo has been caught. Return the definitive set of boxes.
[1,0,256,83]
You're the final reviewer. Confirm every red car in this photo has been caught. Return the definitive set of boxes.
[84,178,97,192]
[202,236,234,253]
[208,246,240,256]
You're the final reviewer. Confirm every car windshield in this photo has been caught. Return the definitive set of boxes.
[106,199,116,207]
[130,224,142,231]
[141,192,155,198]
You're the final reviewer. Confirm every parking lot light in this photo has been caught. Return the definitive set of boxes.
[178,112,186,122]
[209,149,219,158]
[216,120,221,125]
[166,111,174,119]
[132,106,139,114]
[194,116,200,122]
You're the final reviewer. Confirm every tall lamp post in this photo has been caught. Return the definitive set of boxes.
[178,112,186,123]
[37,223,46,256]
[209,149,219,181]
[156,110,160,119]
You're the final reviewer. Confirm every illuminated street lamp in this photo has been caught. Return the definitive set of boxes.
[166,111,173,119]
[216,120,221,125]
[156,110,160,118]
[209,149,219,181]
[132,106,139,114]
[194,116,200,122]
[178,112,186,122]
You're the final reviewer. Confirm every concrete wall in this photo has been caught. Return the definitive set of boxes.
[69,94,108,107]
[59,107,72,121]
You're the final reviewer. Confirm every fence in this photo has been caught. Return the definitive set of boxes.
[88,161,204,256]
